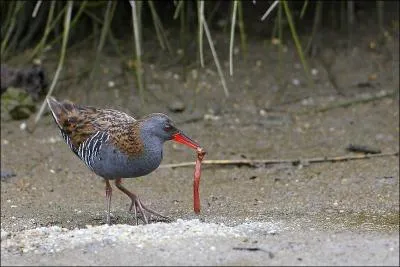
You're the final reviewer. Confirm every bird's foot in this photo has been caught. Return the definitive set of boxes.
[129,197,171,225]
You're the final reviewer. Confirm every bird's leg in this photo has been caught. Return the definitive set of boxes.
[129,200,139,225]
[115,178,148,224]
[105,179,112,225]
[114,178,170,225]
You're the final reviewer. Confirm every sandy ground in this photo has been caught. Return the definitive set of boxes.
[1,19,399,266]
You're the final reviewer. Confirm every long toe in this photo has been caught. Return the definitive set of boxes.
[130,200,149,225]
[137,198,171,222]
[128,197,171,224]
[131,197,149,224]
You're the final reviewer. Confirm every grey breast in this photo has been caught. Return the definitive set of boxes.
[88,134,163,180]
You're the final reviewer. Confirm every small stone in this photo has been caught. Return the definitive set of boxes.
[259,109,267,116]
[108,81,115,88]
[271,38,280,45]
[20,122,27,131]
[311,68,319,76]
[1,230,9,241]
[168,100,185,113]
[292,79,300,86]
[301,97,314,106]
[204,114,220,121]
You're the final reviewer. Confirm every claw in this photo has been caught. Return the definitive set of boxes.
[115,178,170,225]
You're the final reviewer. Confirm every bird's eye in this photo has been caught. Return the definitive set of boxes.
[164,124,173,131]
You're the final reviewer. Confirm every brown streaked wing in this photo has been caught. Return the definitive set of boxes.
[60,105,137,150]
[107,120,144,157]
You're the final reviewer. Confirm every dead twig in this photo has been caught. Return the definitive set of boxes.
[346,144,381,154]
[160,151,398,169]
[298,90,396,114]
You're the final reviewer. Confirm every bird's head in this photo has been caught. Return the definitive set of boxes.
[141,113,200,150]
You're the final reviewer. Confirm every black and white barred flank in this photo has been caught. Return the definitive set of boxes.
[61,130,110,171]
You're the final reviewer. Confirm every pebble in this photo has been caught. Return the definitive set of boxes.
[108,81,115,88]
[292,79,300,86]
[168,100,185,113]
[204,114,220,121]
[20,122,27,131]
[1,229,9,241]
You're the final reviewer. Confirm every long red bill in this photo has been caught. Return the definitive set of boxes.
[172,132,200,150]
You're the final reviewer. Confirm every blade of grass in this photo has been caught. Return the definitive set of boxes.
[27,1,56,62]
[32,0,42,18]
[137,0,143,39]
[179,1,186,55]
[19,3,49,51]
[229,0,238,76]
[1,1,15,37]
[173,0,183,20]
[30,0,73,131]
[1,1,23,58]
[130,0,145,105]
[304,0,322,56]
[270,0,288,107]
[202,18,229,97]
[282,0,313,89]
[29,0,88,62]
[270,0,281,40]
[148,0,165,50]
[86,0,116,101]
[299,0,309,19]
[261,0,279,21]
[7,2,30,54]
[206,0,222,26]
[237,1,247,59]
[90,1,116,74]
[82,8,104,24]
[198,0,205,67]
[278,1,283,84]
[33,2,84,55]
[148,0,171,53]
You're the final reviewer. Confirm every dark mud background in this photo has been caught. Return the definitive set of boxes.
[1,4,399,266]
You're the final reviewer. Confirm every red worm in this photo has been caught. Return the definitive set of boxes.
[194,147,206,214]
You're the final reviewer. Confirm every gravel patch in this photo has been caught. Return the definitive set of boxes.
[1,219,280,255]
[2,219,398,266]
